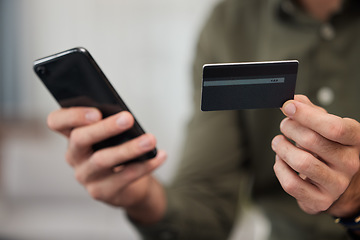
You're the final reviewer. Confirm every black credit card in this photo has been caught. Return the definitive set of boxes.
[201,60,298,111]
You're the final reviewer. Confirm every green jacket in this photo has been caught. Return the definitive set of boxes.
[136,0,360,239]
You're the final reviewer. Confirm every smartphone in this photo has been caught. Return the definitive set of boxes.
[33,47,157,164]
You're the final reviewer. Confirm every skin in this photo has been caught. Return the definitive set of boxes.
[272,95,360,217]
[48,95,360,228]
[47,0,360,234]
[47,108,167,224]
[272,95,360,235]
[298,0,344,22]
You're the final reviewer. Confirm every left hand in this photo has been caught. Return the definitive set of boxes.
[271,95,360,217]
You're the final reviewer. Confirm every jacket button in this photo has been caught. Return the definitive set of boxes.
[317,86,334,106]
[320,23,335,41]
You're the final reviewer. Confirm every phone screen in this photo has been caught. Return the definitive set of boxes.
[34,47,157,164]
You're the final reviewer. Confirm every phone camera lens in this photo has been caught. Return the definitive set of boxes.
[36,66,47,76]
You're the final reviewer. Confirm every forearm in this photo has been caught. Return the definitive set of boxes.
[126,177,167,225]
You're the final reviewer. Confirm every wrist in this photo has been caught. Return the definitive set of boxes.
[333,210,360,238]
[329,201,360,219]
[327,172,360,218]
[126,177,167,225]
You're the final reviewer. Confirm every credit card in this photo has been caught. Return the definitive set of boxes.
[201,60,298,111]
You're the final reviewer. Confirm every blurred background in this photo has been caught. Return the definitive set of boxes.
[0,0,269,239]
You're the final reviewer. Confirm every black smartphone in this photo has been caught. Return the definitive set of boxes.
[33,47,157,164]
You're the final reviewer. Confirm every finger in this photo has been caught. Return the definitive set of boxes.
[84,150,167,206]
[47,107,102,137]
[75,133,157,182]
[279,118,357,175]
[293,95,327,113]
[281,100,360,146]
[68,111,134,159]
[272,135,338,192]
[273,155,327,214]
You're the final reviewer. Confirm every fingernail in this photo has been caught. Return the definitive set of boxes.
[280,118,287,130]
[283,102,296,116]
[272,136,280,149]
[85,111,100,122]
[139,137,152,149]
[116,113,129,127]
[156,151,167,163]
[157,151,167,160]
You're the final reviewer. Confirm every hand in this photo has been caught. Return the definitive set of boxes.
[47,107,167,224]
[271,95,360,217]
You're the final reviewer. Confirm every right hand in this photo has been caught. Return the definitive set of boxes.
[47,107,167,224]
[272,95,360,217]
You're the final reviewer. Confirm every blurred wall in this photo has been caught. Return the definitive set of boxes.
[0,0,220,239]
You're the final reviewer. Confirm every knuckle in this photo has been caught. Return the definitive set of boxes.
[341,147,360,175]
[317,197,333,212]
[69,108,87,123]
[119,144,135,160]
[294,154,313,173]
[346,118,360,144]
[87,184,104,201]
[299,195,334,214]
[74,171,86,184]
[65,151,75,167]
[350,149,360,168]
[122,167,138,183]
[347,154,360,175]
[329,119,346,140]
[301,132,320,149]
[90,151,107,169]
[336,175,350,195]
[281,178,299,195]
[344,117,359,128]
[299,202,319,215]
[297,94,308,101]
[69,129,87,149]
[352,159,360,174]
[122,165,146,183]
